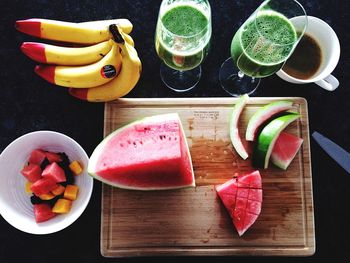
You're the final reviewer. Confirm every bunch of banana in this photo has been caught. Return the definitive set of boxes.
[16,18,141,102]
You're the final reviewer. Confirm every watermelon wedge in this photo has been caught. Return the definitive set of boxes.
[230,94,249,160]
[271,132,303,170]
[245,100,294,141]
[253,113,300,169]
[216,171,262,236]
[88,113,195,190]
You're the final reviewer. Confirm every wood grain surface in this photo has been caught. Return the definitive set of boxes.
[101,97,315,257]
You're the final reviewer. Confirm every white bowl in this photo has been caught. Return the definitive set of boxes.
[0,131,93,234]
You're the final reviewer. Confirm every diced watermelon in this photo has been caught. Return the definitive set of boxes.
[42,162,66,183]
[28,149,46,165]
[45,151,63,163]
[88,113,195,190]
[237,171,262,188]
[21,164,42,182]
[271,131,304,170]
[216,170,262,236]
[30,177,57,196]
[33,203,56,223]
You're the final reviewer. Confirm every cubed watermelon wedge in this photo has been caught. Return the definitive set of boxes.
[30,177,57,196]
[216,170,262,236]
[271,132,303,170]
[45,151,63,163]
[42,162,66,183]
[88,113,195,190]
[28,149,46,165]
[21,163,42,182]
[33,203,56,223]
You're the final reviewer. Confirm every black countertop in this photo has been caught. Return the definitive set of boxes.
[1,0,350,261]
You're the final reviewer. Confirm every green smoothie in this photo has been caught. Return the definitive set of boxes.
[155,4,210,71]
[231,10,297,77]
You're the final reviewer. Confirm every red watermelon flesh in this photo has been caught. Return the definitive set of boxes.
[88,113,195,190]
[216,170,262,236]
[28,149,46,165]
[34,203,56,223]
[21,163,42,182]
[42,162,66,183]
[30,177,57,196]
[271,131,303,170]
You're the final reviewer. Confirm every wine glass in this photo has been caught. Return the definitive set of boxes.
[155,0,212,92]
[219,0,307,96]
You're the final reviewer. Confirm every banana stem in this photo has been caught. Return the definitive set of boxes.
[109,24,125,44]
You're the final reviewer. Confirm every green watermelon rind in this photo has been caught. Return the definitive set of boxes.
[230,94,249,160]
[271,132,304,170]
[253,113,300,169]
[245,100,294,141]
[88,113,195,190]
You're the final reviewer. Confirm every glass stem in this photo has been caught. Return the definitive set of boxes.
[179,70,184,79]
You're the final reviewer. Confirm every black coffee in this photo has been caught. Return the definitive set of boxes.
[282,33,322,80]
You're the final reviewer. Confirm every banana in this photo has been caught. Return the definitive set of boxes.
[21,40,113,66]
[123,33,135,47]
[69,32,141,102]
[34,39,122,88]
[79,19,133,34]
[15,18,132,44]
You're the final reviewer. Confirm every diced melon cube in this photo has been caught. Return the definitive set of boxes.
[52,199,72,214]
[63,185,79,201]
[45,151,63,163]
[69,161,83,175]
[51,184,65,196]
[28,149,46,165]
[25,181,33,195]
[42,162,66,183]
[21,164,42,182]
[39,193,55,200]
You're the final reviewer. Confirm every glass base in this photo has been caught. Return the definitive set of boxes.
[219,57,260,97]
[160,63,201,92]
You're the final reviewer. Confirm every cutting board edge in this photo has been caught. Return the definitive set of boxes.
[101,244,315,257]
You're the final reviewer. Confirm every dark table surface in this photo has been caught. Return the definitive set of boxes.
[1,0,350,262]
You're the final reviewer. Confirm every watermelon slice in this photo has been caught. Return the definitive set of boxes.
[216,171,262,236]
[30,177,57,196]
[271,132,303,170]
[28,149,46,165]
[230,94,249,160]
[21,164,42,182]
[42,162,66,183]
[45,151,63,163]
[88,113,195,190]
[33,203,56,223]
[245,101,294,141]
[253,113,300,169]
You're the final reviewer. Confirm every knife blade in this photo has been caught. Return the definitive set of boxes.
[312,131,350,174]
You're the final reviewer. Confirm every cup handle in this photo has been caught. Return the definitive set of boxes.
[315,75,339,91]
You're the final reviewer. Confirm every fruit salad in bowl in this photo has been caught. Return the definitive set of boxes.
[0,131,93,234]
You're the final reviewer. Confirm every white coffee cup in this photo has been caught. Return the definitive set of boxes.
[276,16,340,91]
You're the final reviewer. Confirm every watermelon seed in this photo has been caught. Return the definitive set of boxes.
[133,142,137,147]
[120,143,124,147]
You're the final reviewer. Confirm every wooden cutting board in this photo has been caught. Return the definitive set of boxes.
[101,97,315,257]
